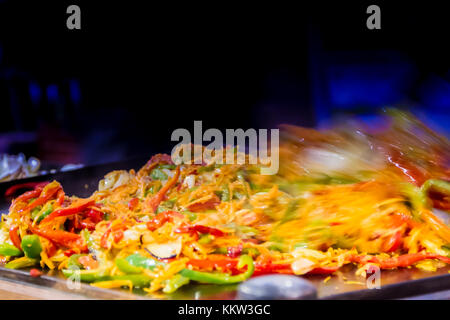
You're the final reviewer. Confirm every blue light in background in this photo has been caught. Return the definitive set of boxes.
[46,84,58,102]
[419,75,450,111]
[69,79,81,104]
[327,61,415,108]
[29,82,42,104]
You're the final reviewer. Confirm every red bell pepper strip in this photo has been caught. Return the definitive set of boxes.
[306,266,340,275]
[382,231,403,253]
[12,188,43,206]
[100,223,128,249]
[148,153,174,166]
[46,241,58,258]
[348,252,450,269]
[80,218,96,231]
[174,224,226,237]
[227,244,243,258]
[28,225,86,250]
[40,199,95,224]
[5,181,49,197]
[9,225,22,250]
[186,194,221,212]
[64,249,76,257]
[113,230,124,243]
[187,255,240,274]
[128,197,139,211]
[56,189,65,206]
[19,186,60,213]
[86,208,104,223]
[100,228,112,248]
[145,166,180,213]
[146,210,184,231]
[189,225,225,236]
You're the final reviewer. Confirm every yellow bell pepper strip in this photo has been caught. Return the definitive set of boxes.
[0,243,22,257]
[180,254,254,285]
[20,235,42,259]
[4,256,39,269]
[111,274,152,287]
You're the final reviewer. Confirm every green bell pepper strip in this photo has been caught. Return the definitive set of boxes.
[36,204,53,223]
[62,268,110,283]
[151,168,168,181]
[180,254,254,285]
[30,207,42,220]
[62,268,152,287]
[0,243,23,257]
[21,235,42,259]
[115,258,143,274]
[115,253,164,274]
[163,274,190,293]
[125,253,164,270]
[4,257,39,269]
[220,185,230,202]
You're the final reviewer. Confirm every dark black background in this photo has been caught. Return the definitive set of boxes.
[0,1,449,166]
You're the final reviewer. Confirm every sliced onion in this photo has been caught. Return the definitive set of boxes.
[145,238,182,259]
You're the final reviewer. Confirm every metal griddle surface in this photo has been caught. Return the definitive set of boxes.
[0,158,449,299]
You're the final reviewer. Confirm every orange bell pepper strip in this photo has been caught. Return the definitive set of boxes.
[145,166,180,213]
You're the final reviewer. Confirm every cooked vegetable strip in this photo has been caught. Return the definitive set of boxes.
[180,255,254,284]
[145,166,180,213]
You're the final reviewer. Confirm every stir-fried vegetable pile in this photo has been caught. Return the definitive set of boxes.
[1,110,450,295]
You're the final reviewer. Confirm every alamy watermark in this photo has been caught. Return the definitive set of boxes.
[171,121,279,175]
